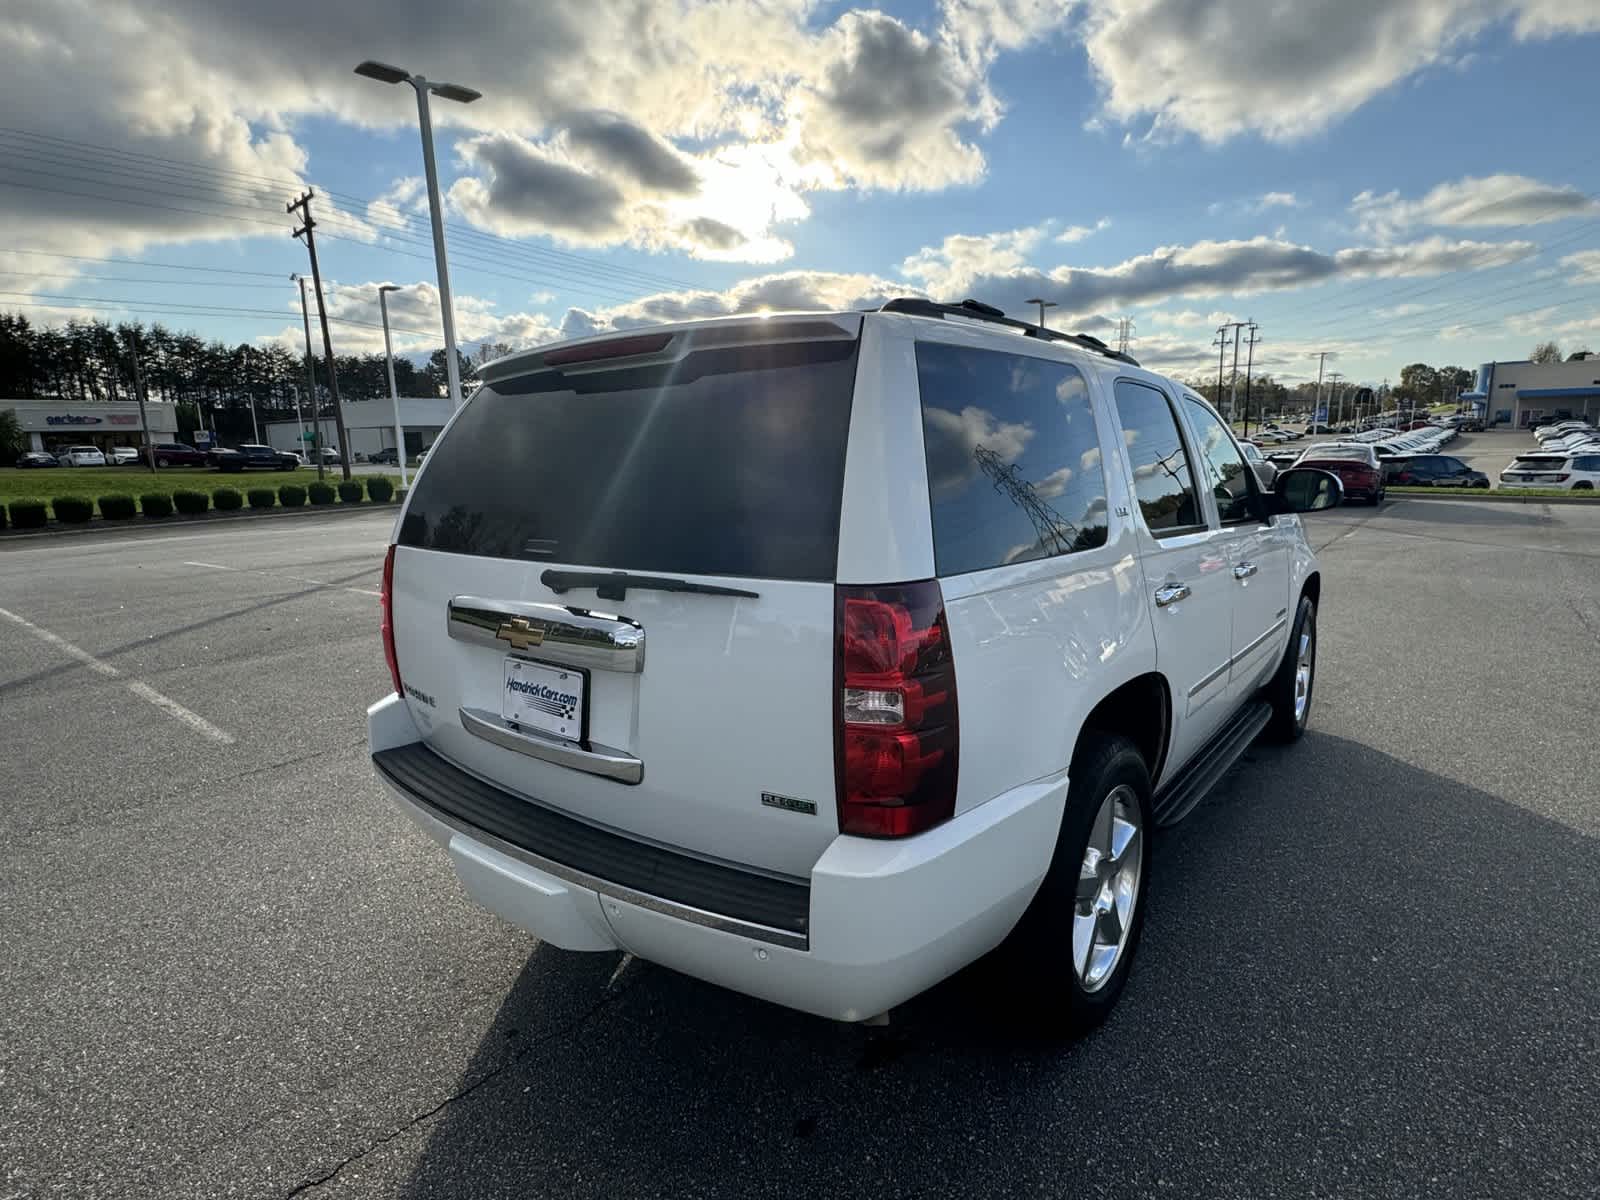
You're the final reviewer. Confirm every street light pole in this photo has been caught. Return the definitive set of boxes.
[289,384,306,463]
[1024,297,1057,330]
[355,59,481,411]
[378,285,410,489]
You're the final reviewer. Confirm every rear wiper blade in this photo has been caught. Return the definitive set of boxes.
[540,569,759,602]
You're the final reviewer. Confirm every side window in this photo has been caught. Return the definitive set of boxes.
[1112,380,1203,535]
[1575,455,1600,472]
[915,342,1110,575]
[1182,397,1256,524]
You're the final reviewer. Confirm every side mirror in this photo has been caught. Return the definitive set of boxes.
[1273,467,1344,513]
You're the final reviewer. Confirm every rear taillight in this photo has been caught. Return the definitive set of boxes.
[1554,473,1571,482]
[380,544,403,696]
[835,580,959,837]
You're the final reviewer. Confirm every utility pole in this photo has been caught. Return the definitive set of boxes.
[130,342,156,475]
[1215,325,1229,408]
[1327,372,1345,427]
[292,274,324,482]
[287,190,352,482]
[1310,351,1330,426]
[1228,322,1245,426]
[1242,322,1260,439]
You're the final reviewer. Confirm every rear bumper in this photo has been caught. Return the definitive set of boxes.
[367,694,1066,1021]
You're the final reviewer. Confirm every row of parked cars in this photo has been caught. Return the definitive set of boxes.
[1241,419,1485,502]
[15,443,350,470]
[1500,420,1600,490]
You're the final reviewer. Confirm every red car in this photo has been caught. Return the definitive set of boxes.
[1294,444,1385,504]
[149,441,209,467]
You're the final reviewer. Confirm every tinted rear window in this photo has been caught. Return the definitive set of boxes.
[398,336,858,580]
[1301,448,1372,463]
[915,341,1109,575]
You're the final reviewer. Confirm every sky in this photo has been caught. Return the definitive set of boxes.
[3,0,1600,388]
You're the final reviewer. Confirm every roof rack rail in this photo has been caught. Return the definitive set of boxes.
[877,297,1140,366]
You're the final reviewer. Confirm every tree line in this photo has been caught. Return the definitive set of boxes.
[0,313,510,442]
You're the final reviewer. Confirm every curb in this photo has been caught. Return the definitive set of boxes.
[1388,490,1600,507]
[0,499,398,545]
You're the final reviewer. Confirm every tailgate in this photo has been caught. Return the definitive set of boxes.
[388,317,861,879]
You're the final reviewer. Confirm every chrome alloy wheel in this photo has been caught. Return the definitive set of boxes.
[1074,785,1143,992]
[1293,621,1315,725]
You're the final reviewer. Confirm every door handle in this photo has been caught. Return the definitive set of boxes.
[1232,561,1258,580]
[1154,582,1191,607]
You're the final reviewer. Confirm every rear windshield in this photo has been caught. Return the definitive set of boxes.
[398,336,859,580]
[1509,457,1569,468]
[1302,447,1371,463]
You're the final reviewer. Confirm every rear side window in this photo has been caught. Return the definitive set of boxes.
[398,337,859,580]
[1113,380,1202,535]
[915,342,1109,576]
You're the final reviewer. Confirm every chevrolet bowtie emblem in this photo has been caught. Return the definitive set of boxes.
[495,616,546,650]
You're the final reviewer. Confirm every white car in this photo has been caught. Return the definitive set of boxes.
[56,445,107,467]
[1500,452,1600,490]
[108,446,141,465]
[368,299,1339,1033]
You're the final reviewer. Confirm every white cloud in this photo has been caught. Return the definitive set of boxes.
[1057,218,1113,243]
[1562,250,1600,284]
[1255,191,1305,211]
[261,279,560,356]
[1034,465,1074,500]
[1352,174,1600,238]
[1077,0,1600,144]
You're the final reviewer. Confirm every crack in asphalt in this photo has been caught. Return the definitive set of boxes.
[277,968,641,1198]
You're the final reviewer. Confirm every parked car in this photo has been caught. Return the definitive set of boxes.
[314,447,344,465]
[15,451,60,469]
[369,447,401,465]
[149,441,209,467]
[1386,454,1490,488]
[56,445,107,467]
[1499,452,1600,491]
[211,443,301,471]
[368,299,1342,1035]
[1238,440,1279,489]
[1295,443,1385,503]
[108,445,141,465]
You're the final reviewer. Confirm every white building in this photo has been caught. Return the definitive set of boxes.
[261,396,453,460]
[4,398,180,453]
[1461,353,1600,428]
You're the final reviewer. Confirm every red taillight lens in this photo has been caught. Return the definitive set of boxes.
[1554,473,1571,482]
[380,544,403,697]
[835,581,959,838]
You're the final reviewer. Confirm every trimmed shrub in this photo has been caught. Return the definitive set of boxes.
[9,500,48,529]
[98,494,138,520]
[278,483,307,507]
[337,480,364,504]
[213,487,244,511]
[308,481,336,506]
[365,476,395,503]
[247,487,277,509]
[141,493,174,519]
[52,496,94,524]
[173,489,209,515]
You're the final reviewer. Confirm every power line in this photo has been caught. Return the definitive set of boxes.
[0,127,710,296]
[0,247,287,278]
[0,270,292,289]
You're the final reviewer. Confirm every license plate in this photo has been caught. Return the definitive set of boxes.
[502,658,585,742]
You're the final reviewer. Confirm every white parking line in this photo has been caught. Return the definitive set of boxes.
[183,560,381,598]
[0,606,235,744]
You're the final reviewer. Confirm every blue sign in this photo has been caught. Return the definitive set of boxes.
[1314,406,1328,423]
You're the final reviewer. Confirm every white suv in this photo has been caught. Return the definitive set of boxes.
[368,300,1340,1033]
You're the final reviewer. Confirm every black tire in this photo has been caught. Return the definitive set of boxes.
[1001,734,1152,1037]
[1573,482,1593,491]
[156,456,170,468]
[1265,595,1316,742]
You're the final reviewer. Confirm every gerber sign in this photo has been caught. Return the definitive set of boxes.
[46,414,103,426]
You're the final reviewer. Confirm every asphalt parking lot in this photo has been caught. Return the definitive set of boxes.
[3,501,1598,1199]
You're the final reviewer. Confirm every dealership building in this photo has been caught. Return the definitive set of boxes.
[261,396,453,460]
[1461,353,1600,428]
[5,398,180,453]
